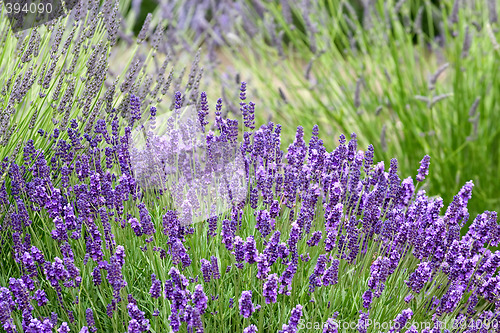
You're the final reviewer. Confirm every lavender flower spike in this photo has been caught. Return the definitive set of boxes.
[388,308,413,333]
[278,304,303,333]
[243,325,258,333]
[416,155,430,182]
[239,290,255,318]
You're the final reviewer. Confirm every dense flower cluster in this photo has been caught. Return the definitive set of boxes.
[0,79,499,333]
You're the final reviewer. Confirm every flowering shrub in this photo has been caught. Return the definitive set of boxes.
[0,80,499,332]
[0,0,205,165]
[1,1,500,333]
[221,0,500,218]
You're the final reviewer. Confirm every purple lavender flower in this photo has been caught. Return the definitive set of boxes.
[129,218,142,237]
[399,177,415,206]
[239,290,255,318]
[256,253,270,280]
[286,126,307,168]
[416,155,430,182]
[406,262,432,294]
[200,259,212,283]
[278,304,303,333]
[106,245,127,315]
[150,274,162,299]
[444,181,474,231]
[185,305,203,333]
[363,144,374,173]
[263,273,279,304]
[210,256,221,280]
[0,287,16,332]
[307,231,322,247]
[167,237,192,267]
[33,289,48,306]
[362,290,372,309]
[164,279,174,300]
[169,306,181,332]
[127,301,150,333]
[92,266,102,286]
[192,284,208,315]
[260,230,277,260]
[198,92,210,132]
[250,186,259,209]
[9,277,34,325]
[367,256,391,297]
[221,219,235,251]
[244,236,259,264]
[323,317,339,333]
[85,308,97,333]
[322,259,339,286]
[169,267,189,291]
[406,326,419,333]
[232,236,246,269]
[309,254,329,292]
[51,216,68,242]
[243,325,258,333]
[138,203,155,236]
[246,102,256,130]
[388,308,413,333]
[438,282,466,315]
[466,211,499,249]
[3,84,499,333]
[287,222,301,251]
[270,200,280,218]
[277,242,289,259]
[255,209,275,238]
[58,322,70,333]
[207,216,218,239]
[358,311,370,333]
[44,257,69,288]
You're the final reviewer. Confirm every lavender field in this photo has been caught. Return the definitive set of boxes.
[1,0,500,332]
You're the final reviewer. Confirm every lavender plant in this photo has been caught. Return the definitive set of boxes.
[0,0,206,166]
[0,82,499,332]
[221,0,500,220]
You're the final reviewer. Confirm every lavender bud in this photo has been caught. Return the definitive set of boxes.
[468,97,480,117]
[137,13,153,43]
[394,0,407,14]
[461,26,471,58]
[121,57,143,93]
[107,1,120,46]
[449,0,460,24]
[50,23,64,58]
[239,290,255,318]
[151,23,165,52]
[416,155,431,182]
[489,0,498,23]
[429,93,453,108]
[428,63,449,91]
[354,77,362,108]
